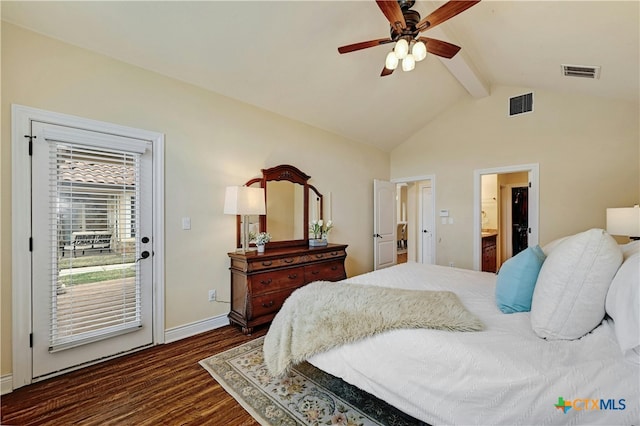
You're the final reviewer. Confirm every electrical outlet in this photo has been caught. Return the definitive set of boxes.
[449,261,454,267]
[208,289,216,302]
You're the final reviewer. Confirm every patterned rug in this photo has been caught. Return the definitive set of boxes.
[199,336,428,426]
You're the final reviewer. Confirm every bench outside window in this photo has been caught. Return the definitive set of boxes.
[62,231,112,257]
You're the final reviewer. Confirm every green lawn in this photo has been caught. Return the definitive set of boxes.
[58,253,136,269]
[58,252,137,287]
[58,267,136,287]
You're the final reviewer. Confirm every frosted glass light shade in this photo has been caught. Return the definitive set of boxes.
[224,186,266,215]
[413,41,427,61]
[402,54,415,71]
[385,51,399,70]
[606,205,640,238]
[394,39,409,59]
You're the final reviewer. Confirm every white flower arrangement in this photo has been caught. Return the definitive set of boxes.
[310,219,333,239]
[253,231,272,245]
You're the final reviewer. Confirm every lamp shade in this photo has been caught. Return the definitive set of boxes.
[412,41,427,62]
[402,54,415,72]
[385,51,399,70]
[606,205,640,237]
[394,38,409,59]
[224,186,266,215]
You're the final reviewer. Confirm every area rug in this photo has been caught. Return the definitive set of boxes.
[199,336,428,426]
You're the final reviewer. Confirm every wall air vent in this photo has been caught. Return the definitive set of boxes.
[508,92,534,117]
[561,64,601,79]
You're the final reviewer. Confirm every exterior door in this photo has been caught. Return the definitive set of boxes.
[373,179,396,270]
[420,185,434,264]
[30,121,154,380]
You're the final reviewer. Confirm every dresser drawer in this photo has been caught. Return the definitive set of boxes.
[304,260,346,282]
[250,289,294,318]
[307,249,346,262]
[250,267,304,294]
[249,256,302,272]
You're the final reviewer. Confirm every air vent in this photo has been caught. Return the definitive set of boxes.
[509,92,533,117]
[561,64,601,79]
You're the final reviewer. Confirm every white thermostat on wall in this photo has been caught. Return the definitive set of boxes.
[439,209,450,217]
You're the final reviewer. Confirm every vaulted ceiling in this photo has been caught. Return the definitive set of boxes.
[2,1,638,152]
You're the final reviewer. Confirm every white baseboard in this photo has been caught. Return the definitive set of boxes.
[164,313,230,344]
[1,374,13,395]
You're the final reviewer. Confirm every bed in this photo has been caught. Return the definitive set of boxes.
[267,229,640,425]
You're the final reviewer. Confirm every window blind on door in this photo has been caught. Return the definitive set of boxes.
[48,141,142,352]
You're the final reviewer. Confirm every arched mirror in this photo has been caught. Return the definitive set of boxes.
[236,165,323,249]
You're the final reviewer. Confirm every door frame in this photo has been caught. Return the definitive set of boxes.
[11,104,165,389]
[391,174,436,264]
[473,164,539,271]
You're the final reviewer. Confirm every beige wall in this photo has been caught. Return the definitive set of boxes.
[391,85,640,269]
[1,23,389,376]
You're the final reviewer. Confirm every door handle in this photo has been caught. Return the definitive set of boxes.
[373,233,382,238]
[136,251,150,262]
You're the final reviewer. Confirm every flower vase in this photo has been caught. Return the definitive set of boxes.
[309,238,328,247]
[257,244,265,253]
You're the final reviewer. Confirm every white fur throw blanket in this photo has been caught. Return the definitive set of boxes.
[263,281,484,377]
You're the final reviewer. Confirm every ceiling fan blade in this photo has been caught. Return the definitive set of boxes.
[418,37,461,59]
[376,0,406,32]
[338,38,393,54]
[417,0,480,32]
[381,67,395,77]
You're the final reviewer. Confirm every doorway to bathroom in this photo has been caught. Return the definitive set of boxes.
[474,164,539,272]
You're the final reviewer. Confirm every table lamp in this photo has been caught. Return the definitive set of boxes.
[224,186,266,253]
[606,205,640,240]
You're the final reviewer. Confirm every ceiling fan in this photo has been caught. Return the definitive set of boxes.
[338,0,480,76]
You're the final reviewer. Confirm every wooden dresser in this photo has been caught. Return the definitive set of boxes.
[228,243,347,334]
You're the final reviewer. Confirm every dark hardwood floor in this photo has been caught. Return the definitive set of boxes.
[1,325,267,425]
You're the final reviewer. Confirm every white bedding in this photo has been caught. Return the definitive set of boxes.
[307,262,640,425]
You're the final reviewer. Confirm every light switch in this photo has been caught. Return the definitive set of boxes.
[441,217,447,225]
[448,217,454,224]
[182,217,191,230]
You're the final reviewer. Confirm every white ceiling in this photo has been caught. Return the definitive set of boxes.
[2,1,639,152]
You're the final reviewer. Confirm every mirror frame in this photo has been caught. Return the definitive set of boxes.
[235,164,323,249]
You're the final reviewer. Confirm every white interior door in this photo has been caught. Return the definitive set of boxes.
[31,121,154,380]
[373,179,396,270]
[420,185,434,264]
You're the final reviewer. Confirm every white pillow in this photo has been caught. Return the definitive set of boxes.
[606,252,640,363]
[531,229,623,340]
[621,240,640,261]
[541,236,569,256]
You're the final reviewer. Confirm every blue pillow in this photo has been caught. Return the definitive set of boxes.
[495,245,546,313]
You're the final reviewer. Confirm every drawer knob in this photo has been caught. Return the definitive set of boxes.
[288,273,298,279]
[311,270,320,275]
[331,251,338,255]
[261,261,273,266]
[284,258,294,264]
[262,300,274,308]
[331,266,338,271]
[260,278,272,285]
[315,254,324,258]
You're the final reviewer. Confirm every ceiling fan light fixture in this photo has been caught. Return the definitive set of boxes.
[402,54,415,72]
[394,38,409,59]
[385,51,399,70]
[412,41,427,62]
